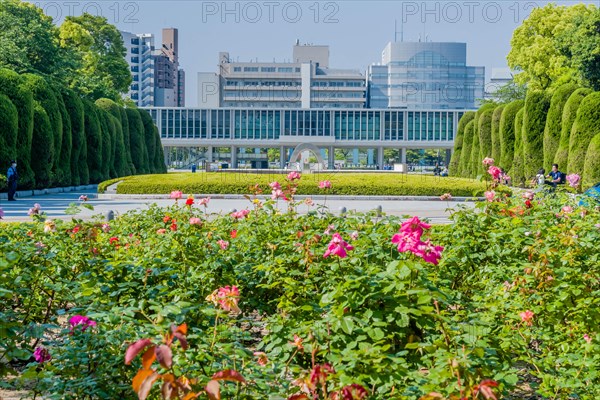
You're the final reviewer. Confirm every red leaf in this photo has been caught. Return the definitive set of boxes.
[478,380,499,400]
[173,332,188,350]
[288,394,309,400]
[211,369,246,384]
[125,339,153,365]
[138,371,160,400]
[173,323,188,335]
[141,346,156,370]
[205,380,220,400]
[155,344,173,369]
[182,394,199,400]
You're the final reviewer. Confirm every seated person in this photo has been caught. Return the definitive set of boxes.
[440,167,448,177]
[545,164,564,188]
[532,168,545,187]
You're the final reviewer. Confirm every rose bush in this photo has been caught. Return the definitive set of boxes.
[0,182,598,399]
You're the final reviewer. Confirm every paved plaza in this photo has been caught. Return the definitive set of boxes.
[0,190,473,224]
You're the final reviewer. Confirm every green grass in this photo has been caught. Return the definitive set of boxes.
[106,172,486,197]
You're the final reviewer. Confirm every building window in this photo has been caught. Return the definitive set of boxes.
[295,67,301,72]
[131,38,139,45]
[278,67,293,73]
[244,67,259,72]
[233,67,241,72]
[261,67,276,72]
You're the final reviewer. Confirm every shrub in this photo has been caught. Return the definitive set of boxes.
[478,108,494,162]
[61,89,86,186]
[511,108,526,186]
[96,109,113,182]
[22,74,63,186]
[554,88,592,168]
[0,94,18,171]
[567,92,600,175]
[522,91,551,181]
[153,126,167,173]
[55,85,72,186]
[491,105,505,162]
[458,120,475,178]
[113,172,486,197]
[542,84,578,171]
[120,108,135,175]
[449,112,474,176]
[468,121,481,178]
[125,108,148,174]
[499,100,524,172]
[583,133,600,186]
[30,103,54,188]
[139,109,157,173]
[0,68,35,189]
[83,99,103,183]
[95,98,129,177]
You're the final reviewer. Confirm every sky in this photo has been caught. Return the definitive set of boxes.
[33,0,599,106]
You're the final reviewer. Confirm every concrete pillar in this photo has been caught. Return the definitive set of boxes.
[367,149,374,166]
[352,149,360,165]
[377,147,384,170]
[231,146,237,168]
[328,146,335,169]
[401,148,407,164]
[280,146,286,168]
[207,146,213,163]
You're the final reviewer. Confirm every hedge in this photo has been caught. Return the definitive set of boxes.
[583,133,600,186]
[478,108,494,162]
[95,98,129,177]
[31,103,54,189]
[83,99,103,183]
[468,120,481,178]
[554,88,592,169]
[522,91,551,181]
[96,109,113,182]
[499,100,524,172]
[139,109,157,173]
[449,112,474,176]
[125,108,148,174]
[55,85,72,187]
[154,126,167,173]
[542,84,578,172]
[62,89,86,186]
[491,105,505,162]
[113,173,487,197]
[0,69,34,189]
[0,94,18,171]
[22,74,63,186]
[568,92,600,175]
[511,108,525,186]
[120,108,135,175]
[458,120,475,178]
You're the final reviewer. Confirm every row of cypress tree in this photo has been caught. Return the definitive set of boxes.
[0,68,166,190]
[448,84,600,187]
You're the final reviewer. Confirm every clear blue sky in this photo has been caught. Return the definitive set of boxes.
[35,0,599,106]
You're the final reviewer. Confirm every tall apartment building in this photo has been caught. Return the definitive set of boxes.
[198,42,366,109]
[120,28,186,107]
[367,41,485,109]
[121,31,155,107]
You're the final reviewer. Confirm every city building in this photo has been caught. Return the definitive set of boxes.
[198,42,367,109]
[367,41,485,109]
[121,31,155,107]
[120,28,186,107]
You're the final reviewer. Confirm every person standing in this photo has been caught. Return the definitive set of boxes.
[7,160,18,201]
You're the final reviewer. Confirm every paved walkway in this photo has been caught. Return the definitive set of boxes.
[0,190,473,224]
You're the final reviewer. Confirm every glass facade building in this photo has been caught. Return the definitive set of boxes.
[368,42,485,109]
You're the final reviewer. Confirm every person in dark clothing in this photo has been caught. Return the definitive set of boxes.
[7,160,18,201]
[545,164,564,188]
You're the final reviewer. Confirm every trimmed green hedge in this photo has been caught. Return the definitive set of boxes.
[0,94,18,170]
[153,126,167,173]
[568,92,600,175]
[511,108,526,186]
[522,91,551,180]
[62,89,86,186]
[499,100,524,172]
[469,121,481,178]
[478,108,494,162]
[449,112,474,176]
[491,105,505,162]
[113,173,486,197]
[139,109,157,173]
[83,99,103,183]
[543,84,578,171]
[458,120,475,178]
[554,88,591,169]
[583,133,600,186]
[126,108,148,174]
[120,108,135,175]
[31,103,54,188]
[95,98,130,177]
[55,85,72,186]
[0,69,35,189]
